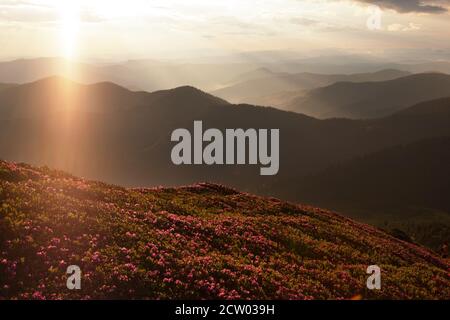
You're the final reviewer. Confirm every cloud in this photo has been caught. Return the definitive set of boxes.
[351,0,450,14]
[387,22,421,31]
[288,16,357,33]
[0,5,57,23]
[0,1,104,24]
[289,17,320,26]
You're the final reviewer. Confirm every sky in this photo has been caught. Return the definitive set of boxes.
[0,0,449,62]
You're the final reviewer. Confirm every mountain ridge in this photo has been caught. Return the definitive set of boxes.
[288,73,450,119]
[212,69,411,107]
[0,77,228,119]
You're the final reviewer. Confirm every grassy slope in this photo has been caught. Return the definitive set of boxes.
[0,160,448,300]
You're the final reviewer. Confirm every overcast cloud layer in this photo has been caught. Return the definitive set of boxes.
[350,0,450,13]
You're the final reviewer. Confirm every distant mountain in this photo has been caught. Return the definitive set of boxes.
[290,136,450,213]
[402,61,450,74]
[0,57,259,92]
[0,58,104,84]
[0,77,232,186]
[0,77,449,194]
[225,67,277,85]
[0,77,148,119]
[261,60,450,75]
[0,160,448,299]
[0,76,228,119]
[104,59,264,92]
[5,56,450,98]
[0,83,17,92]
[287,73,450,119]
[395,96,450,116]
[269,96,450,194]
[212,69,410,107]
[254,90,307,110]
[282,135,450,250]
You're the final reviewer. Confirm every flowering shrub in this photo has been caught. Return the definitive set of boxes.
[0,160,448,300]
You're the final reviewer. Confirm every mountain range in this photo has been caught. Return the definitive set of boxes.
[0,74,449,250]
[287,73,450,119]
[0,75,448,194]
[0,76,448,187]
[2,57,450,94]
[0,57,260,92]
[211,69,411,107]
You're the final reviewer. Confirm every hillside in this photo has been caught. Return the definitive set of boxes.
[0,160,448,300]
[288,73,450,119]
[292,136,450,210]
[284,136,450,247]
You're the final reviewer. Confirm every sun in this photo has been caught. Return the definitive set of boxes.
[58,1,81,59]
[89,0,151,18]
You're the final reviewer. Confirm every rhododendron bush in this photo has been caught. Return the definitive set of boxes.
[0,160,448,300]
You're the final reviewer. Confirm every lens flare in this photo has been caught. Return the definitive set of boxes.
[58,1,81,59]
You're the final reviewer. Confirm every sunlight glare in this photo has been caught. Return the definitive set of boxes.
[89,0,151,19]
[58,1,81,59]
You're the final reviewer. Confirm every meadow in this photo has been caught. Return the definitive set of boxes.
[0,160,448,300]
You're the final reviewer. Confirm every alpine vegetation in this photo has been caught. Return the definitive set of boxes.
[171,121,280,175]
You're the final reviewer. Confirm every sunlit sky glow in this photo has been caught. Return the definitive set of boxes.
[0,0,449,62]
